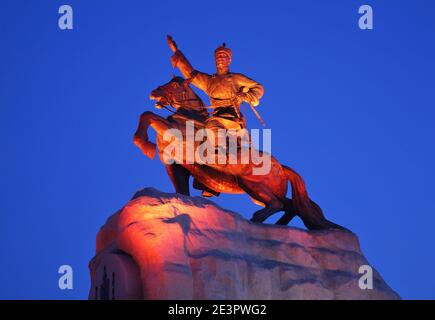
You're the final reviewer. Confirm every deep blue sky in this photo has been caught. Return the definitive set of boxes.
[1,0,434,299]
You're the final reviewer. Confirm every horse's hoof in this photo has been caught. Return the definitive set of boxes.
[250,217,263,224]
[251,212,269,223]
[134,135,156,160]
[201,190,214,198]
[144,142,157,160]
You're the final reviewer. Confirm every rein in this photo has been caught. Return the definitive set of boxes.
[158,94,206,128]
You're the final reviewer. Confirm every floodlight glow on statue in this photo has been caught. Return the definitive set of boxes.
[133,35,345,230]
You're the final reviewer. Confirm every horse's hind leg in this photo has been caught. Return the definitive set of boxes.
[301,200,347,231]
[133,111,166,159]
[165,164,191,196]
[239,180,284,223]
[275,198,297,225]
[250,203,284,223]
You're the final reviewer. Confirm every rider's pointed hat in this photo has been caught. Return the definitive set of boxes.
[214,42,232,59]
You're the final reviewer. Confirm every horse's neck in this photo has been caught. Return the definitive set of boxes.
[176,107,207,123]
[185,100,204,111]
[186,92,205,110]
[176,91,208,121]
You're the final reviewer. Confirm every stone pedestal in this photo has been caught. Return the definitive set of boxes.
[89,188,400,300]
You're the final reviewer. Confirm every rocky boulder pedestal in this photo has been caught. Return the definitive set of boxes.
[88,188,399,300]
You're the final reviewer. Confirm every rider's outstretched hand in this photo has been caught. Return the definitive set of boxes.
[232,92,248,106]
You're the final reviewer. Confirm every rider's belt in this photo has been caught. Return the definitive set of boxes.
[210,97,234,108]
[213,106,238,119]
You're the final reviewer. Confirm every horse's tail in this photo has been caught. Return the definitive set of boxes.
[282,165,346,230]
[282,165,310,211]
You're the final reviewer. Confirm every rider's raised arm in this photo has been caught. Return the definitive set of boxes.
[171,50,210,92]
[171,50,194,79]
[233,73,265,107]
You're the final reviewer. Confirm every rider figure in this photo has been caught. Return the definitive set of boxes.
[167,35,264,134]
[167,36,265,197]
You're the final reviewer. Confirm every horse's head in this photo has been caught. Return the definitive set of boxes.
[150,77,205,112]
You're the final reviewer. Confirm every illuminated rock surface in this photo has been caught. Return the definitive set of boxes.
[89,188,400,300]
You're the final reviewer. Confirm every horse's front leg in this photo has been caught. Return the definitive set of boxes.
[165,164,191,196]
[133,111,166,159]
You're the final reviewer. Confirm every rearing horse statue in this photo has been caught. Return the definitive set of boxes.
[134,77,345,230]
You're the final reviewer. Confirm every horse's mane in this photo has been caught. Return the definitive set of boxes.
[170,77,208,122]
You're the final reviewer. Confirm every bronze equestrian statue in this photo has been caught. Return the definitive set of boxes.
[133,75,345,231]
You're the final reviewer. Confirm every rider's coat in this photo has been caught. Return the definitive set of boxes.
[171,49,264,130]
